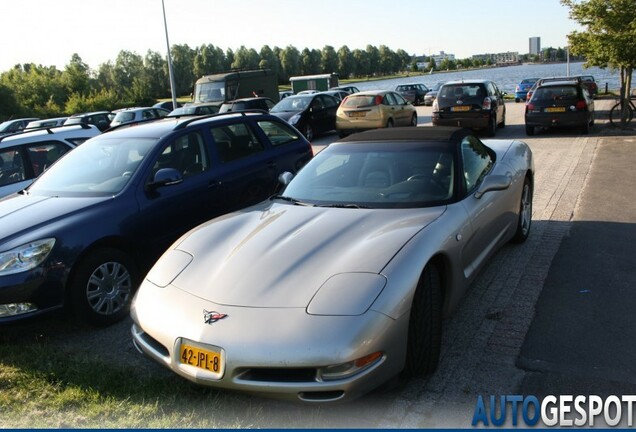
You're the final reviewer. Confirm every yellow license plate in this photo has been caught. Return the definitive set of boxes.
[451,106,470,112]
[349,111,366,118]
[180,343,223,374]
[545,107,566,112]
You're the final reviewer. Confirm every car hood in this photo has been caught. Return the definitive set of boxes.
[0,193,111,243]
[168,202,445,308]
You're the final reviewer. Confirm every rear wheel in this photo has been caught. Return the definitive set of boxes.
[402,264,442,378]
[512,177,533,243]
[486,116,497,137]
[525,124,535,136]
[386,119,394,128]
[410,113,418,127]
[69,248,139,326]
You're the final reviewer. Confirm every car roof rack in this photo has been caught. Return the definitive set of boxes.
[0,123,94,143]
[172,109,269,131]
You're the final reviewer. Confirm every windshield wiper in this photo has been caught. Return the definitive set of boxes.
[270,194,313,206]
[316,203,370,209]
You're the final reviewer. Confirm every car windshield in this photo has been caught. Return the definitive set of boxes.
[28,135,158,197]
[281,141,455,209]
[271,97,310,112]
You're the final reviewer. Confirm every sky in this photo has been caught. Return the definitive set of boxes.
[0,0,582,73]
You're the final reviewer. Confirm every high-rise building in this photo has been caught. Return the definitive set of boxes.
[529,37,541,55]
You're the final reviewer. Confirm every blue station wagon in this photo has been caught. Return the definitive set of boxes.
[0,111,313,325]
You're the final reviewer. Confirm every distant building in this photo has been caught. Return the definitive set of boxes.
[529,37,541,55]
[471,52,519,65]
[415,51,456,70]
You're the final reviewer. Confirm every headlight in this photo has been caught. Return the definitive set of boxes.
[318,351,383,381]
[307,273,386,316]
[145,249,193,287]
[0,238,55,276]
[289,114,301,125]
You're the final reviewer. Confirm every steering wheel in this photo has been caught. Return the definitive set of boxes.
[406,174,448,197]
[122,171,133,177]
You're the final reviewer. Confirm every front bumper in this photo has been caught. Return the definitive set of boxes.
[131,281,408,403]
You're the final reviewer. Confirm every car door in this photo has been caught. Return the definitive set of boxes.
[458,136,511,278]
[391,92,411,125]
[134,129,225,260]
[488,82,506,123]
[307,95,330,134]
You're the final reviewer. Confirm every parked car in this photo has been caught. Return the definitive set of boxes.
[218,97,276,113]
[432,80,506,137]
[110,107,170,128]
[524,79,595,135]
[395,83,430,105]
[0,124,100,198]
[279,90,294,100]
[525,76,581,102]
[0,118,40,136]
[25,117,68,130]
[153,101,182,111]
[577,75,598,98]
[270,93,340,141]
[0,112,313,325]
[64,111,114,132]
[423,81,446,106]
[514,78,540,102]
[321,90,350,103]
[131,126,534,403]
[169,103,220,116]
[330,85,360,94]
[297,90,320,95]
[336,90,418,137]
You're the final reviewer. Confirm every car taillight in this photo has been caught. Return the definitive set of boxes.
[374,95,383,105]
[482,97,492,110]
[432,98,439,111]
[575,100,587,110]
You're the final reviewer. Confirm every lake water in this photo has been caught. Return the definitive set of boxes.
[351,62,628,94]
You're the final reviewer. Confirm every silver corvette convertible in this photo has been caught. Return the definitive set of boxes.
[131,126,534,403]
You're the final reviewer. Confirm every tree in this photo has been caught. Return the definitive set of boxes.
[561,0,636,124]
[61,54,90,97]
[279,45,300,81]
[170,44,196,97]
[320,45,338,74]
[337,45,353,78]
[352,49,369,78]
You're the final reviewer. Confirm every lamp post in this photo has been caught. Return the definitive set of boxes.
[161,0,178,109]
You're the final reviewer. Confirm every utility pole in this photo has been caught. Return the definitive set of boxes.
[162,0,178,109]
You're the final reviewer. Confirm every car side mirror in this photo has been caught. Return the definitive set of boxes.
[278,171,294,186]
[474,174,511,199]
[148,168,183,189]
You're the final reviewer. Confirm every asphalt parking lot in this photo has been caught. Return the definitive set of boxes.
[3,99,635,428]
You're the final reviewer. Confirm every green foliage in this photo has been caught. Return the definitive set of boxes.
[561,0,635,124]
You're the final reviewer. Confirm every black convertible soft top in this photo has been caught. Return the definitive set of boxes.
[338,126,472,143]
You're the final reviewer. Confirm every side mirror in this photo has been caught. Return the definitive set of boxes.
[474,174,511,199]
[278,171,294,186]
[148,168,183,189]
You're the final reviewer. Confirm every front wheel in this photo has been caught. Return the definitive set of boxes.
[386,119,394,128]
[401,264,442,378]
[302,123,315,141]
[69,248,139,326]
[410,113,418,127]
[512,177,533,243]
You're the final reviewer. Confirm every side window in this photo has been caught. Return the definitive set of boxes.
[383,93,397,105]
[461,136,493,193]
[211,122,264,163]
[393,92,407,105]
[27,141,71,176]
[0,147,26,186]
[154,131,208,178]
[322,95,338,109]
[256,120,300,147]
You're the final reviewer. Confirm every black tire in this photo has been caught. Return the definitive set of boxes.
[410,113,418,127]
[338,130,349,138]
[386,119,394,128]
[401,264,442,378]
[69,248,139,326]
[515,98,520,103]
[486,116,496,137]
[512,177,533,243]
[581,118,590,135]
[302,123,314,141]
[525,124,535,136]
